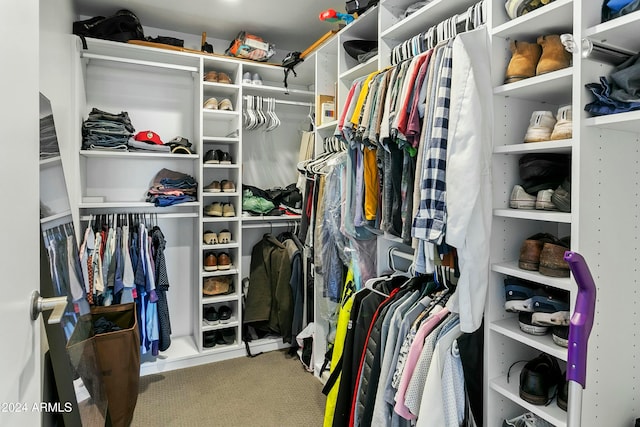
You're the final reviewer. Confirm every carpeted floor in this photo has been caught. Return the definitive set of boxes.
[131,350,326,427]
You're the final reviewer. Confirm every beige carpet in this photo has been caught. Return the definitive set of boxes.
[131,350,326,427]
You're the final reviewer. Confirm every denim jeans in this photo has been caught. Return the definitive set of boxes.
[88,107,135,133]
[585,76,640,116]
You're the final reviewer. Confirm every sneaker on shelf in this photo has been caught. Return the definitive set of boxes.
[203,180,221,193]
[218,305,232,323]
[557,374,568,411]
[221,328,235,344]
[203,306,219,325]
[503,411,554,427]
[551,178,571,212]
[204,149,222,164]
[504,276,539,312]
[203,230,218,245]
[523,110,556,143]
[203,330,216,348]
[552,325,569,348]
[531,289,570,326]
[203,97,219,110]
[215,331,227,345]
[217,252,232,270]
[218,229,232,244]
[519,353,562,405]
[242,71,252,84]
[219,151,232,164]
[219,98,233,111]
[204,252,218,271]
[518,312,549,336]
[510,184,536,209]
[252,72,263,85]
[222,203,236,217]
[204,71,218,83]
[217,72,232,84]
[535,189,558,210]
[221,180,236,192]
[204,202,223,217]
[550,105,572,140]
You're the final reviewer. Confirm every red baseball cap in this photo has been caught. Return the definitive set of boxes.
[134,130,163,145]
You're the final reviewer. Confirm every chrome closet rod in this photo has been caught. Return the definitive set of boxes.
[80,212,198,220]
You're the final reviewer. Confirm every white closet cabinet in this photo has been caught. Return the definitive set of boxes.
[73,36,313,374]
[487,0,640,425]
[310,0,640,424]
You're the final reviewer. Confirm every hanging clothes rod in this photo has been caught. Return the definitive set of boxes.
[242,221,298,229]
[80,212,198,221]
[274,99,313,107]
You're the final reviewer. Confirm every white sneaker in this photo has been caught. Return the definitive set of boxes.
[523,111,556,143]
[252,73,263,85]
[535,189,558,210]
[242,71,252,84]
[510,185,536,209]
[550,105,572,140]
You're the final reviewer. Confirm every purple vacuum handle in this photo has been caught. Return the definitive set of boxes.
[564,251,597,388]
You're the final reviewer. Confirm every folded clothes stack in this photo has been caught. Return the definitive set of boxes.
[146,168,198,207]
[586,53,640,116]
[82,107,135,150]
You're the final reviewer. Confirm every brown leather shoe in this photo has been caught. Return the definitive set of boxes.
[217,252,232,270]
[204,252,217,271]
[536,34,572,75]
[203,276,232,296]
[519,233,558,271]
[505,40,542,84]
[539,238,570,277]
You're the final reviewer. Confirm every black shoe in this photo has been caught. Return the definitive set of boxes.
[552,325,569,347]
[518,312,549,336]
[557,373,568,411]
[218,305,232,323]
[203,331,216,348]
[519,353,562,405]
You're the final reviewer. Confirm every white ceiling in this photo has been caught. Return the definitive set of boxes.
[72,0,346,54]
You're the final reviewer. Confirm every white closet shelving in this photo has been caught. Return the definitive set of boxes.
[311,0,640,424]
[73,35,314,375]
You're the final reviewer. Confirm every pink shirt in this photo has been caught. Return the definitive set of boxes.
[393,307,450,420]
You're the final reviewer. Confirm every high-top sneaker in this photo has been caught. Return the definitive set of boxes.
[550,105,572,140]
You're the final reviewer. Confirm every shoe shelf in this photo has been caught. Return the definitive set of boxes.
[491,0,573,39]
[201,342,242,353]
[202,294,240,305]
[202,109,240,118]
[492,261,573,292]
[339,55,379,82]
[493,68,573,104]
[79,150,199,160]
[202,136,239,144]
[139,335,200,376]
[203,242,239,251]
[380,0,477,41]
[202,192,241,197]
[493,139,573,155]
[242,215,301,222]
[202,81,241,96]
[490,318,568,361]
[202,269,239,278]
[490,368,567,427]
[203,216,239,223]
[203,164,240,169]
[493,209,572,223]
[584,9,640,53]
[201,318,239,332]
[584,110,640,133]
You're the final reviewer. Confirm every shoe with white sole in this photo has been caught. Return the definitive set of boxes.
[535,189,558,210]
[519,312,549,336]
[550,105,572,140]
[510,185,536,209]
[242,72,252,84]
[504,277,539,312]
[524,110,556,143]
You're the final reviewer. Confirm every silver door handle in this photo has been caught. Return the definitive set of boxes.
[30,290,68,325]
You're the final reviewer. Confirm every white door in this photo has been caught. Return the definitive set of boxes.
[0,2,42,425]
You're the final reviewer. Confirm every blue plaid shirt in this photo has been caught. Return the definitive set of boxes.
[412,40,454,245]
